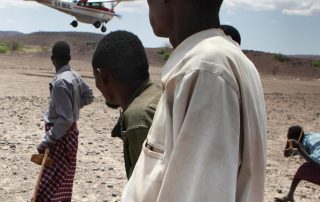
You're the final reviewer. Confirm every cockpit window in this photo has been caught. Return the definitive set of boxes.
[91,2,102,7]
[76,1,111,12]
[79,2,102,8]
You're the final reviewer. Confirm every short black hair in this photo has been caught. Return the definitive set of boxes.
[52,41,71,62]
[287,125,304,140]
[92,30,149,87]
[220,25,241,45]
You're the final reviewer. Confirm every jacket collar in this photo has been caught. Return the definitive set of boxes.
[111,78,153,138]
[125,78,153,110]
[161,28,228,81]
[56,65,71,75]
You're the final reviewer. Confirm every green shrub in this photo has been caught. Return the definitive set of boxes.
[0,41,49,54]
[40,46,50,52]
[85,41,97,47]
[274,53,288,62]
[157,48,171,60]
[163,52,170,60]
[7,41,23,51]
[157,48,165,55]
[312,60,320,68]
[0,42,9,54]
[21,45,50,53]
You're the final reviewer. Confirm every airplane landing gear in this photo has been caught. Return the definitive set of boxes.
[93,21,101,28]
[101,25,106,33]
[70,20,78,28]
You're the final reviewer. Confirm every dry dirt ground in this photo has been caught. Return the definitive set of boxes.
[0,54,320,202]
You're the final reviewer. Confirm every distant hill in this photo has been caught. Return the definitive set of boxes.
[0,31,23,38]
[0,31,105,59]
[291,55,320,60]
[0,31,168,65]
[1,31,320,79]
[244,50,320,79]
[0,31,104,47]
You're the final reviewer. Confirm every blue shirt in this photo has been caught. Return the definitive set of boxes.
[44,65,93,142]
[302,132,320,161]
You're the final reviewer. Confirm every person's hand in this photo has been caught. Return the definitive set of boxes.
[37,141,54,154]
[284,139,300,157]
[37,131,56,153]
[288,139,299,149]
[37,141,48,154]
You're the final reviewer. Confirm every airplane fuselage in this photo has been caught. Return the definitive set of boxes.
[34,0,114,24]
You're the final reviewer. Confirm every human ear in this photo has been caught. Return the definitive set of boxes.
[96,68,108,86]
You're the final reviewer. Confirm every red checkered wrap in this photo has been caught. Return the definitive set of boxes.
[35,123,78,202]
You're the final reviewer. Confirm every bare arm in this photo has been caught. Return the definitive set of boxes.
[297,142,320,169]
[285,139,320,169]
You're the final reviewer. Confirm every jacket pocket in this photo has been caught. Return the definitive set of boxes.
[126,137,165,202]
[143,138,164,160]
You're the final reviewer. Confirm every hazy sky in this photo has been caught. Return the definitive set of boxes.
[0,0,319,55]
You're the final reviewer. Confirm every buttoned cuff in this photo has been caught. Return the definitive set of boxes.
[42,130,57,145]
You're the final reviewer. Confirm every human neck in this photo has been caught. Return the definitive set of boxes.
[117,85,138,111]
[170,12,220,48]
[120,90,137,111]
[55,63,68,72]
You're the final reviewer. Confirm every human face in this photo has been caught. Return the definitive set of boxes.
[51,55,56,66]
[51,55,59,71]
[93,68,103,93]
[147,0,171,37]
[93,68,119,109]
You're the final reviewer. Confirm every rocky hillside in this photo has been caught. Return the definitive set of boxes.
[1,31,320,79]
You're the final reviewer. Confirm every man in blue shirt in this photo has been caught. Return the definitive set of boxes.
[275,125,320,202]
[34,41,94,202]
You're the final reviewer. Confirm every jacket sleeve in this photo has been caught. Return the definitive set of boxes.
[157,69,241,202]
[80,80,94,107]
[126,128,150,171]
[47,81,74,141]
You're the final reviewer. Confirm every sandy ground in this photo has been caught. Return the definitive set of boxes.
[1,54,320,202]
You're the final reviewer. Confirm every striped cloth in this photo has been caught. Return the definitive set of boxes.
[35,123,78,202]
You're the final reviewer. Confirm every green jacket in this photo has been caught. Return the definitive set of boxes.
[111,79,162,179]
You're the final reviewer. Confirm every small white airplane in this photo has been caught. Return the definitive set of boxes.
[25,0,134,32]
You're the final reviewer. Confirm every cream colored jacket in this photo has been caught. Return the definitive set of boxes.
[122,29,267,202]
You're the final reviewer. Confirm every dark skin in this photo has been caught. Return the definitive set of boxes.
[276,134,320,202]
[285,138,320,168]
[274,139,303,202]
[147,0,220,48]
[51,55,70,72]
[274,139,302,202]
[93,67,138,111]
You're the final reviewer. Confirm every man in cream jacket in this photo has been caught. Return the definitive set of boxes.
[122,0,267,201]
